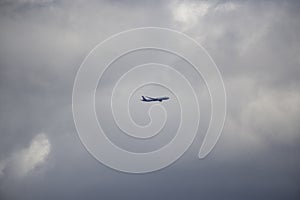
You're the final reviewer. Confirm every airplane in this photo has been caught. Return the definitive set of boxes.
[141,96,169,102]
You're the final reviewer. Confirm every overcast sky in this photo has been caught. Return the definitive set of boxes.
[0,0,300,199]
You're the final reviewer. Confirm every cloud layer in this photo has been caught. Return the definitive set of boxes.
[0,0,299,199]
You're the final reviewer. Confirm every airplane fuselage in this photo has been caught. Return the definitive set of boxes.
[141,96,169,102]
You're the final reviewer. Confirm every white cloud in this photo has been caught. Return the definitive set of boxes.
[172,1,211,29]
[241,89,300,143]
[214,2,239,12]
[0,133,51,178]
[171,1,239,30]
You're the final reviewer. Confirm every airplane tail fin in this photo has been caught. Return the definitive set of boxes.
[141,96,146,101]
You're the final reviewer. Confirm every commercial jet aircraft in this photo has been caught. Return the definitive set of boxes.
[141,96,169,102]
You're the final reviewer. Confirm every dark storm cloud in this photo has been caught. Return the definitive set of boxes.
[0,0,300,199]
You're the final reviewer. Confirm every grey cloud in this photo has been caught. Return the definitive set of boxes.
[0,0,300,199]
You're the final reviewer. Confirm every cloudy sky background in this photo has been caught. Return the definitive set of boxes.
[0,0,300,199]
